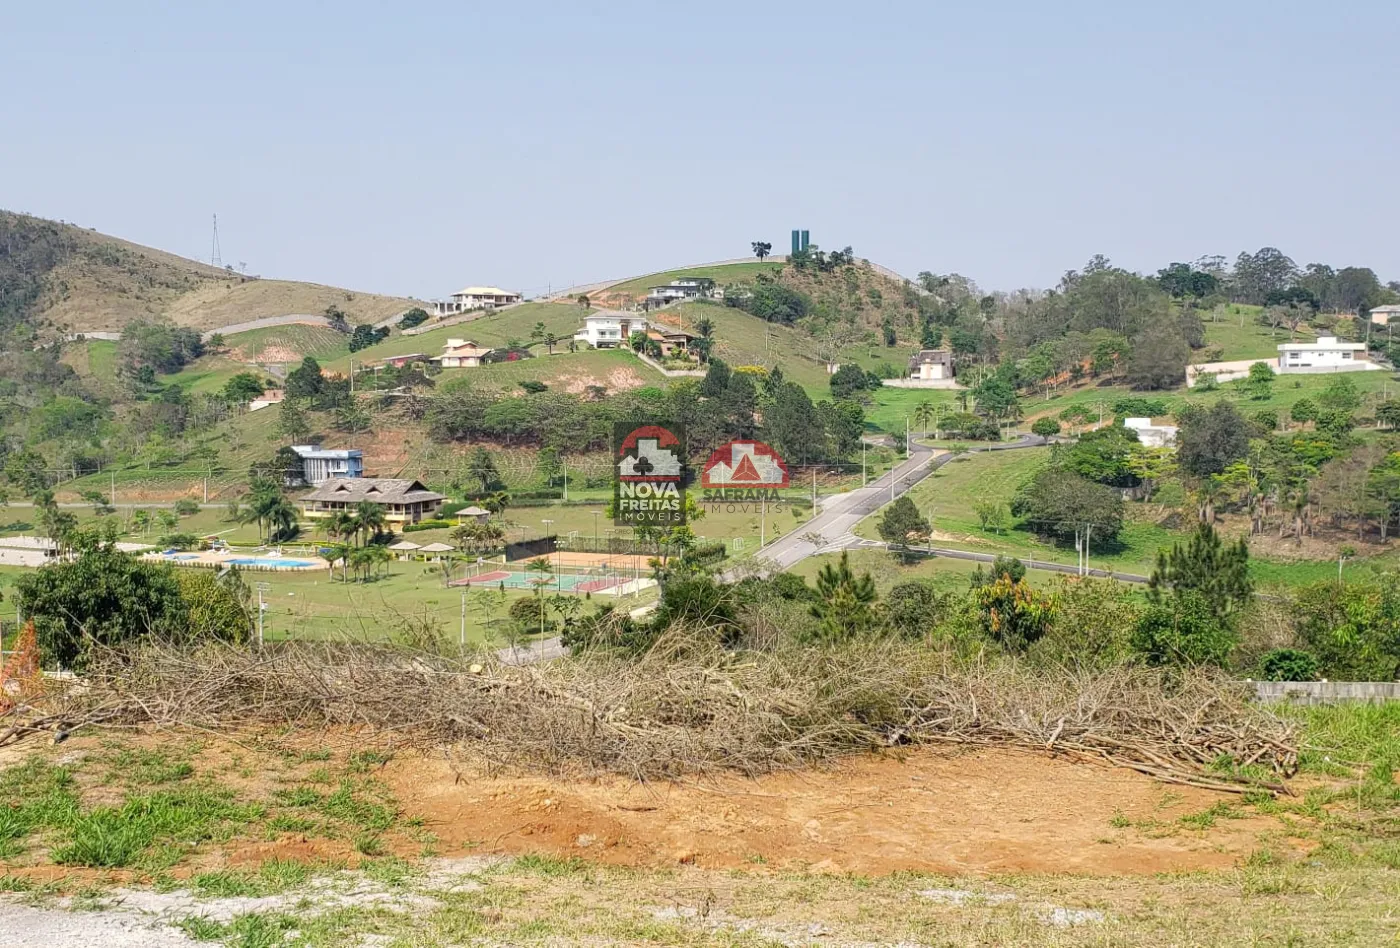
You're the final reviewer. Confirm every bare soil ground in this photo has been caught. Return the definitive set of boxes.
[380,745,1288,876]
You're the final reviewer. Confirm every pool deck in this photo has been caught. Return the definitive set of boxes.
[143,550,329,572]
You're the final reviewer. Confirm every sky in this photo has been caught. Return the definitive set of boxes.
[3,1,1397,299]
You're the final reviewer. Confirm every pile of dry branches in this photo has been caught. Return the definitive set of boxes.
[56,629,1297,793]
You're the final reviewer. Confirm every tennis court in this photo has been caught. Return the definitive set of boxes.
[450,569,627,593]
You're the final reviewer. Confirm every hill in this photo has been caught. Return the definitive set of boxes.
[0,210,418,337]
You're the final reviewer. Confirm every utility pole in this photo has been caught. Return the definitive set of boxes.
[811,468,816,512]
[861,442,867,487]
[760,496,766,548]
[256,582,270,647]
[562,462,568,502]
[460,588,466,647]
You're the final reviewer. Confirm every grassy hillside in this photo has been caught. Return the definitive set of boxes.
[595,261,784,304]
[321,302,586,373]
[662,301,917,391]
[222,323,351,364]
[0,210,416,337]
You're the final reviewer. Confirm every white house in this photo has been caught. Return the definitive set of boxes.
[291,445,364,486]
[1276,336,1374,374]
[574,312,649,348]
[431,286,521,316]
[431,339,493,368]
[645,279,714,309]
[908,349,954,381]
[1369,304,1400,327]
[1124,417,1178,448]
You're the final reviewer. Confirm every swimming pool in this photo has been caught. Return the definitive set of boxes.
[226,557,318,568]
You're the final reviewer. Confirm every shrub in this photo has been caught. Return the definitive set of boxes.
[1131,592,1238,667]
[1030,417,1060,438]
[973,576,1056,652]
[398,308,429,330]
[1259,648,1318,682]
[173,498,200,516]
[508,596,555,635]
[402,519,454,532]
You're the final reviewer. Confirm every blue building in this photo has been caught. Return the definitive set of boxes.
[291,445,363,486]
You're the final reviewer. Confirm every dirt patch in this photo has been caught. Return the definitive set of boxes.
[555,367,648,395]
[382,746,1287,876]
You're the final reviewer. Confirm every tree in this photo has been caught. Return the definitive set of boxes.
[1233,247,1298,304]
[1156,262,1219,299]
[1012,468,1124,547]
[810,551,878,641]
[914,400,937,437]
[881,581,950,638]
[1030,417,1060,438]
[348,324,389,352]
[1291,580,1400,680]
[829,364,872,399]
[1290,398,1318,428]
[1246,360,1274,400]
[284,357,325,401]
[876,496,931,559]
[15,533,199,669]
[466,447,500,494]
[277,399,311,442]
[1177,402,1251,478]
[353,500,387,544]
[222,373,268,403]
[1125,321,1189,390]
[751,241,772,261]
[1147,522,1252,621]
[1061,425,1141,487]
[973,500,1009,534]
[1317,375,1362,412]
[334,400,372,433]
[694,316,715,340]
[973,576,1056,652]
[398,307,429,330]
[1376,402,1400,430]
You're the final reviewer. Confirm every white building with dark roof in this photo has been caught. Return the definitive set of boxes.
[432,286,521,316]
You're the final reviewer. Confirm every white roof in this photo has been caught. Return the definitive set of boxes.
[418,542,455,553]
[388,541,422,551]
[457,505,491,516]
[452,286,518,297]
[1370,304,1400,314]
[1278,337,1366,352]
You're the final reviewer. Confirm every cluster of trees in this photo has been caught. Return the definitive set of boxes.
[560,517,1399,681]
[425,359,865,466]
[348,324,390,352]
[15,528,253,669]
[117,317,205,385]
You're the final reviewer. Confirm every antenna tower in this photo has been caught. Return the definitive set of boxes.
[210,214,223,268]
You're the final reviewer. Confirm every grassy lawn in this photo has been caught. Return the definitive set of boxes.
[426,348,664,394]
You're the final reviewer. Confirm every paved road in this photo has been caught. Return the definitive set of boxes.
[838,537,1149,584]
[500,434,1048,663]
[730,434,1045,577]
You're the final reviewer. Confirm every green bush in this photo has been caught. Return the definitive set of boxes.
[1259,648,1318,682]
[1131,592,1238,667]
[402,519,454,533]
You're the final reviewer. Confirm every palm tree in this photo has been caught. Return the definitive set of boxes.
[131,509,151,536]
[350,543,390,582]
[354,500,387,545]
[694,316,715,339]
[267,498,299,543]
[327,510,359,546]
[913,400,935,438]
[156,510,179,533]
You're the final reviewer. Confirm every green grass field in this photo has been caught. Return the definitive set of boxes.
[427,348,664,394]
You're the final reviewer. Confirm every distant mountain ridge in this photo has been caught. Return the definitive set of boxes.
[0,211,417,339]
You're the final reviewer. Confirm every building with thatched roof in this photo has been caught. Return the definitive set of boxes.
[300,478,444,525]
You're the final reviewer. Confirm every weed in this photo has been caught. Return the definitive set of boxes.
[177,915,226,941]
[192,870,262,899]
[266,813,318,834]
[345,750,393,774]
[321,781,396,834]
[53,785,261,869]
[272,786,323,807]
[1178,802,1240,830]
[362,855,418,888]
[512,853,590,877]
[103,748,194,786]
[354,834,386,856]
[1108,810,1131,829]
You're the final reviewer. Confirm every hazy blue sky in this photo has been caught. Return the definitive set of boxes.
[3,1,1396,299]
